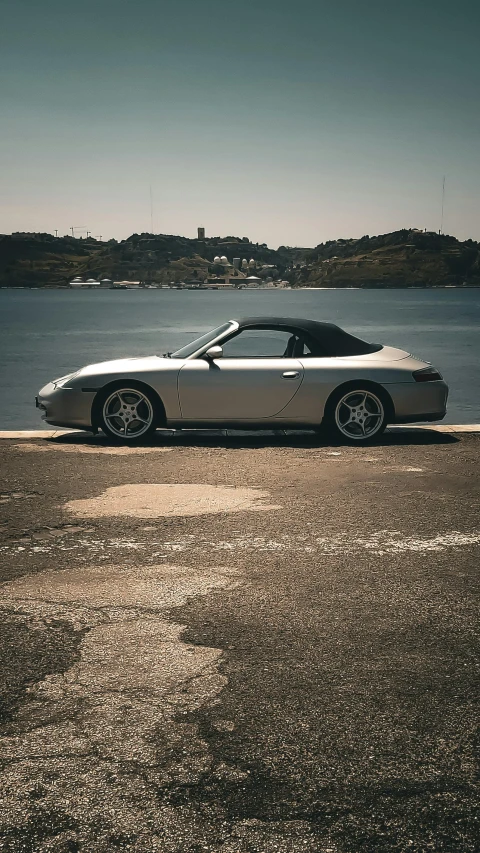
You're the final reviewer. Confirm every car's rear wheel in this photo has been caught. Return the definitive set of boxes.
[97,386,158,441]
[325,386,388,444]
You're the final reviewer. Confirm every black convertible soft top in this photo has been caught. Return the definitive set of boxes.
[235,317,382,357]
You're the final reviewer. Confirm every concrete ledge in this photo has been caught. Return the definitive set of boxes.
[0,425,479,439]
[0,429,81,439]
[388,424,480,433]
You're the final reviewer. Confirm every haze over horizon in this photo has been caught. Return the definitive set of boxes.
[1,0,479,248]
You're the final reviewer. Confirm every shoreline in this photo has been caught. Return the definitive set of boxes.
[2,285,480,291]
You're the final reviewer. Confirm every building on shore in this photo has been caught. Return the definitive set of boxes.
[239,276,263,287]
[69,278,101,288]
[204,279,234,289]
[69,277,113,288]
[110,281,141,289]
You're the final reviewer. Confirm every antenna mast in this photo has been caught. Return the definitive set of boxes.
[440,176,445,234]
[149,185,154,233]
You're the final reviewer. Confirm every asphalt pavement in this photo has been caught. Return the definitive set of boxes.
[0,429,478,853]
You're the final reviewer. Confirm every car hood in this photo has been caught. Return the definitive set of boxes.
[75,355,175,378]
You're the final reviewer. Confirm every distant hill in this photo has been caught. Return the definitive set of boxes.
[296,230,480,288]
[0,233,105,288]
[0,232,286,287]
[1,229,479,288]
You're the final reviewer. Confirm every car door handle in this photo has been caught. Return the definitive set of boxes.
[282,371,300,379]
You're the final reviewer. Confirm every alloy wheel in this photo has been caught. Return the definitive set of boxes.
[334,390,384,440]
[102,388,154,439]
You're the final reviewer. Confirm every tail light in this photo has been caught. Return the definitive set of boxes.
[413,366,443,382]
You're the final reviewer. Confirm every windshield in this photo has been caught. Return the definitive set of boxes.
[170,322,235,359]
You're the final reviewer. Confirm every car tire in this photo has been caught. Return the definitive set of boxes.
[95,383,160,442]
[323,384,389,445]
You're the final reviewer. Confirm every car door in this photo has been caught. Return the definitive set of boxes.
[178,328,304,420]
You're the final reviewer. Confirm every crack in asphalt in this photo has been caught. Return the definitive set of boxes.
[0,563,247,851]
[0,562,339,851]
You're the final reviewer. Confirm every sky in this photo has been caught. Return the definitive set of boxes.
[1,0,479,247]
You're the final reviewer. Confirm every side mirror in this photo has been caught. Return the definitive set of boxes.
[205,345,223,360]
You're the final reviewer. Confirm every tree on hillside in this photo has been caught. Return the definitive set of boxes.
[444,249,478,277]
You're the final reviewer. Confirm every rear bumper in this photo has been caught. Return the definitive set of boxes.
[394,411,446,424]
[36,383,95,429]
[388,380,449,424]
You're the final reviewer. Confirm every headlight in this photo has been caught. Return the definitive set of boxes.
[53,372,77,388]
[412,366,443,382]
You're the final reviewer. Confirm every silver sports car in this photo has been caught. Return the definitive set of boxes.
[36,316,448,444]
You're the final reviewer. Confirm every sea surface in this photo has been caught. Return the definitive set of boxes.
[0,287,479,428]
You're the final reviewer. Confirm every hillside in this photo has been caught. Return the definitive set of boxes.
[0,233,105,288]
[0,233,286,287]
[1,229,479,288]
[296,230,480,288]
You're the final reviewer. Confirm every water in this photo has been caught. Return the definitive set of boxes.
[0,288,479,428]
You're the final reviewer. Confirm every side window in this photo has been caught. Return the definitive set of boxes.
[297,339,314,357]
[221,329,295,358]
[296,337,326,357]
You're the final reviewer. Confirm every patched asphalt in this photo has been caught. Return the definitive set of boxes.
[0,429,478,852]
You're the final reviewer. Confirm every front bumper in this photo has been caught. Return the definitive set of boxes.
[36,383,95,430]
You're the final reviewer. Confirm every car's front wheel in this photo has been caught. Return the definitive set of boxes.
[96,385,158,441]
[324,386,388,444]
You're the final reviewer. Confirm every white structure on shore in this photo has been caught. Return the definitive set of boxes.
[69,277,102,288]
[241,276,263,287]
[112,281,141,289]
[69,277,116,288]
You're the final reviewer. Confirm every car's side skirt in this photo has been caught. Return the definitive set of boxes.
[166,419,323,430]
